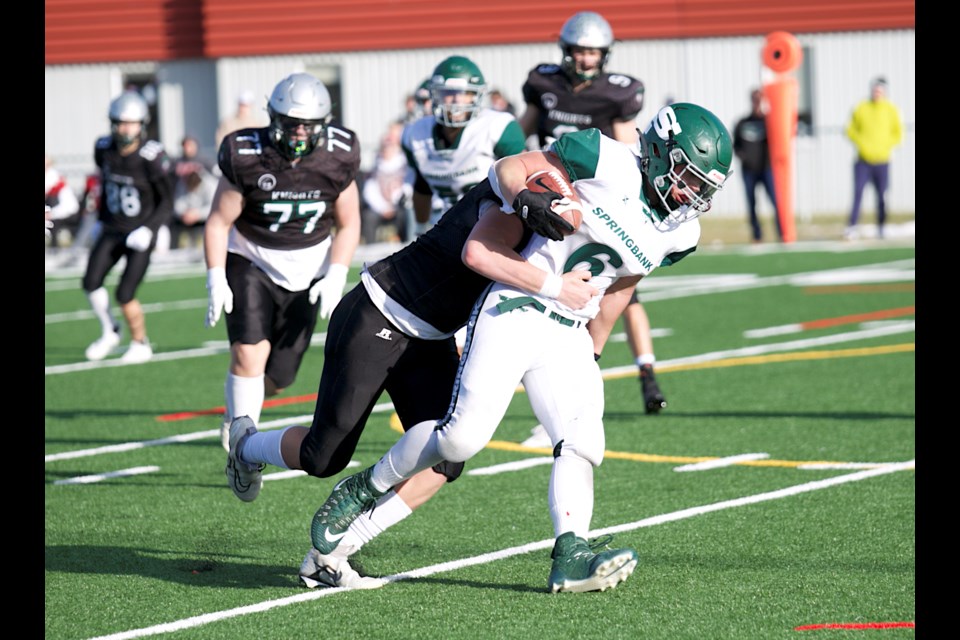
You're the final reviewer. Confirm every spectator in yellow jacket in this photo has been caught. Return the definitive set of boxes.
[845,77,904,239]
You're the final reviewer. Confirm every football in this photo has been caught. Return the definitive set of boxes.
[525,169,583,233]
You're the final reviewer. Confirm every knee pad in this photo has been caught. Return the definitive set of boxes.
[553,435,604,468]
[432,460,465,483]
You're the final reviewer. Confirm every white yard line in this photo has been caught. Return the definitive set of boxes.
[673,453,770,472]
[83,460,914,640]
[53,466,160,485]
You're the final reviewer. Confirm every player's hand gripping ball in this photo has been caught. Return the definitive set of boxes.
[524,169,583,234]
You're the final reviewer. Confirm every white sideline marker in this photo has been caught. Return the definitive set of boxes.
[83,460,914,640]
[54,466,160,485]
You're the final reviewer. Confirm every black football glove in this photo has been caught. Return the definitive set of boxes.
[512,189,575,242]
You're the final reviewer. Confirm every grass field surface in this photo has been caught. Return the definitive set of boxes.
[45,237,915,639]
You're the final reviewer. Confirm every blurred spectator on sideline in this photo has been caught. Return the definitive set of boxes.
[161,135,216,251]
[845,77,904,240]
[488,88,516,115]
[733,88,782,243]
[361,121,413,243]
[171,162,218,250]
[45,154,81,248]
[215,89,268,149]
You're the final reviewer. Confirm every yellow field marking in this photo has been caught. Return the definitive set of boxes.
[388,343,915,470]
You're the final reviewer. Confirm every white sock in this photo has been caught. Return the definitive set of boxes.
[224,372,264,426]
[370,420,443,493]
[549,454,594,539]
[86,286,116,335]
[339,490,413,553]
[238,425,291,469]
[636,354,655,368]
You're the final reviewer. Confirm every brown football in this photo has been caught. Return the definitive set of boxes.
[525,169,583,233]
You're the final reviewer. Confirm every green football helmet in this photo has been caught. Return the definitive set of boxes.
[429,55,486,128]
[108,91,150,146]
[267,72,332,160]
[639,102,733,221]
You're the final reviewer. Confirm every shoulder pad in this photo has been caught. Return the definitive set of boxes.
[604,73,642,91]
[535,64,562,75]
[139,140,165,161]
[95,136,112,149]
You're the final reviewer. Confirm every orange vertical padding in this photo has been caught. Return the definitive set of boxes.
[761,32,803,243]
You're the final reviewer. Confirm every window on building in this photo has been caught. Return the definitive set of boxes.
[122,73,160,142]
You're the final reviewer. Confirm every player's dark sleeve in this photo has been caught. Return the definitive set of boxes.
[512,189,574,242]
[411,166,432,196]
[145,150,175,232]
[217,136,237,185]
[614,77,645,122]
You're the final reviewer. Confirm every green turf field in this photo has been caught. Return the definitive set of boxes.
[45,239,915,640]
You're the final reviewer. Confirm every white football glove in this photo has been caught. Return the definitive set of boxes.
[309,263,349,320]
[125,225,153,252]
[205,267,234,328]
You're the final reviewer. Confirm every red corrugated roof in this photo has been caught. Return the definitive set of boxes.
[45,0,915,65]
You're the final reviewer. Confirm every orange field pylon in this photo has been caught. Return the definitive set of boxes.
[761,31,803,243]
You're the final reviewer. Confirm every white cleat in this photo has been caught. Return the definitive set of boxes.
[85,330,121,361]
[120,339,153,364]
[298,547,385,590]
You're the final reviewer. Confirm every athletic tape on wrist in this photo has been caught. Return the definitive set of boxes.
[538,273,563,299]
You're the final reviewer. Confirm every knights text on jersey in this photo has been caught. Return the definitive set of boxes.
[401,109,526,211]
[516,129,699,321]
[93,136,174,234]
[218,124,361,251]
[521,64,645,147]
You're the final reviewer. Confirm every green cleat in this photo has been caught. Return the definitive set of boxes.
[548,532,638,593]
[311,467,384,554]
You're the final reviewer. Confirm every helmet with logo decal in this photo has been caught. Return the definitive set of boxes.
[267,72,333,160]
[639,102,733,221]
[558,11,614,81]
[430,56,486,128]
[109,91,150,146]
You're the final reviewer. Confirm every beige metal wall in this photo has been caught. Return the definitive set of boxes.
[44,29,914,220]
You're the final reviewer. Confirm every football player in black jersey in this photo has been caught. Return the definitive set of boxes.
[518,11,669,414]
[204,72,362,452]
[82,91,174,364]
[224,175,598,588]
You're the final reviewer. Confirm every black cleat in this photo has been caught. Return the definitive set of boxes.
[639,364,667,414]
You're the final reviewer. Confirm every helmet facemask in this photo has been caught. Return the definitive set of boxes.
[560,45,610,82]
[651,145,727,221]
[110,120,145,147]
[268,108,328,160]
[431,86,484,128]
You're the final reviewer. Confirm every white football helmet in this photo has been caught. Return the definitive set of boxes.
[267,72,333,160]
[558,11,614,81]
[108,91,149,146]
